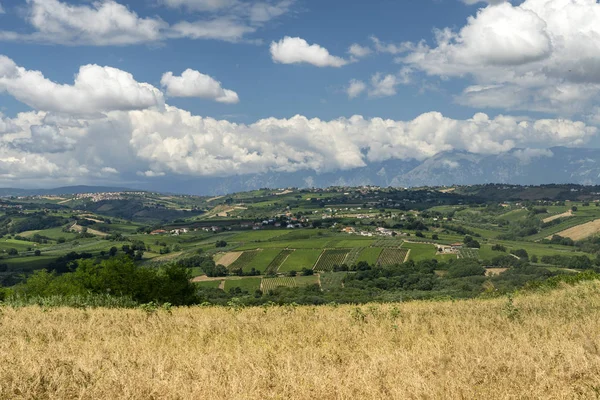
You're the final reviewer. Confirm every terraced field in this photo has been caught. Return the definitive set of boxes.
[314,249,350,272]
[377,248,409,266]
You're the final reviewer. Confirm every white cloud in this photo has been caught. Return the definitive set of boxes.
[0,2,5,14]
[169,18,256,42]
[249,1,295,24]
[0,55,164,114]
[512,148,553,164]
[462,0,507,4]
[0,60,597,184]
[402,0,600,114]
[160,0,294,23]
[369,74,399,98]
[161,69,240,104]
[270,37,348,67]
[347,80,367,99]
[0,0,293,45]
[160,0,237,12]
[348,44,372,58]
[0,0,167,45]
[370,36,412,55]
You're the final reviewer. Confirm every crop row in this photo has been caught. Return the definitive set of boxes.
[377,248,409,266]
[228,250,260,271]
[265,249,294,274]
[261,277,297,292]
[314,249,350,272]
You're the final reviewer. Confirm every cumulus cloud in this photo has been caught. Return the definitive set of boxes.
[161,69,239,104]
[0,55,164,114]
[270,37,348,67]
[0,2,4,14]
[346,80,366,99]
[370,36,412,55]
[348,68,412,99]
[461,0,507,4]
[0,0,293,45]
[401,0,600,114]
[0,0,166,45]
[160,0,237,11]
[348,44,372,58]
[0,60,596,184]
[0,106,595,183]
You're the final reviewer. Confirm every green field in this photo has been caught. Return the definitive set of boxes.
[228,250,260,271]
[229,230,289,242]
[356,247,383,265]
[402,243,437,261]
[266,249,293,274]
[278,249,322,272]
[247,249,283,272]
[224,277,261,293]
[195,280,223,289]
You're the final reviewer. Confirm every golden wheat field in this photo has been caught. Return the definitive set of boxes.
[3,283,600,399]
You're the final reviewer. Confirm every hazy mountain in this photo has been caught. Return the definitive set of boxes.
[3,147,600,196]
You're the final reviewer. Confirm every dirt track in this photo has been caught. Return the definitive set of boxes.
[542,209,573,224]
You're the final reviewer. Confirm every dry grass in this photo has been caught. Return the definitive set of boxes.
[552,218,600,240]
[542,209,573,224]
[3,283,600,399]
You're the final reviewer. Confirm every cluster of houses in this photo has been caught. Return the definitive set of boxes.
[150,228,192,236]
[340,226,410,237]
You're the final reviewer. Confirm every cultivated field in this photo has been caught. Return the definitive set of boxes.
[313,249,350,272]
[552,219,600,240]
[377,248,409,266]
[3,282,600,399]
[278,249,321,272]
[214,251,242,267]
[265,249,293,274]
[542,209,573,223]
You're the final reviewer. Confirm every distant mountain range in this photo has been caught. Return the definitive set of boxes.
[151,146,600,195]
[4,147,600,196]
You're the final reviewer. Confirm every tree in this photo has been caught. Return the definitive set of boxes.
[431,234,439,240]
[34,249,41,256]
[109,246,118,257]
[572,206,578,212]
[511,249,529,260]
[7,248,18,256]
[215,240,228,248]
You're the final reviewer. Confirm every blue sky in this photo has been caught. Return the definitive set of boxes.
[0,0,599,189]
[0,0,479,122]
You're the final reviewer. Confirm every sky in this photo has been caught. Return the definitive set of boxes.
[1,0,600,190]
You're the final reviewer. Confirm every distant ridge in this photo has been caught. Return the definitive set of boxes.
[0,185,134,197]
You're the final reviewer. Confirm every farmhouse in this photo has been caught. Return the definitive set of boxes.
[450,243,463,250]
[150,229,167,235]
